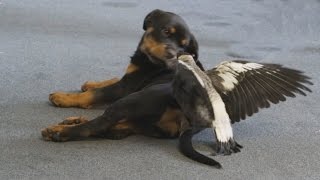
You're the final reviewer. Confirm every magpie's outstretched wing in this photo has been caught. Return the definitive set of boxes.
[206,60,313,123]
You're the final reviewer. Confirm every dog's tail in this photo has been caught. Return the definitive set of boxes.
[179,129,222,169]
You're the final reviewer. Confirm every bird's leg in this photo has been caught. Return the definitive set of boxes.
[211,120,243,155]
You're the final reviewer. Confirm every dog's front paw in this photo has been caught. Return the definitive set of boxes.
[41,125,70,142]
[49,92,92,109]
[213,139,243,156]
[49,92,74,107]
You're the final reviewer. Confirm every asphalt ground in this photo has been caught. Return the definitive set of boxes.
[0,0,319,179]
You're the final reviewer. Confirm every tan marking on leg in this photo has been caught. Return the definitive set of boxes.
[81,78,120,91]
[59,116,88,125]
[104,120,137,139]
[110,120,137,131]
[156,108,183,137]
[125,63,140,74]
[49,90,95,109]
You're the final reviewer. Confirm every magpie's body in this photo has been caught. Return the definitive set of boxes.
[173,55,242,168]
[172,54,312,168]
[173,54,242,148]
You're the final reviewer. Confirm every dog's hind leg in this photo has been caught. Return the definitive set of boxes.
[42,84,172,141]
[42,98,135,141]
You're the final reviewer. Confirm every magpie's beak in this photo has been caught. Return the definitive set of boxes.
[166,51,195,69]
[177,54,194,63]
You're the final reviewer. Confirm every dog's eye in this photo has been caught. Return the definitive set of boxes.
[162,29,170,37]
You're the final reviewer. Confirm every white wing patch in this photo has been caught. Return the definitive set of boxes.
[215,61,264,91]
[207,87,233,143]
[217,72,238,91]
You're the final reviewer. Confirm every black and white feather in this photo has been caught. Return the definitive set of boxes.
[206,60,313,123]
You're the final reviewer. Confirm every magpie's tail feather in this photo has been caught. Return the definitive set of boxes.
[179,129,222,168]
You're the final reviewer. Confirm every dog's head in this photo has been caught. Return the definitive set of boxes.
[139,9,203,70]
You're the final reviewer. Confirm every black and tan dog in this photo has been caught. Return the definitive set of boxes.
[42,10,204,144]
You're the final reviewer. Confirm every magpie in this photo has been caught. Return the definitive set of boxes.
[172,54,312,168]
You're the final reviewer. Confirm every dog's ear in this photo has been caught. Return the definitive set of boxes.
[185,34,205,70]
[143,9,162,30]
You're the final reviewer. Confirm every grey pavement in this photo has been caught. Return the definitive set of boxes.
[0,0,320,179]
